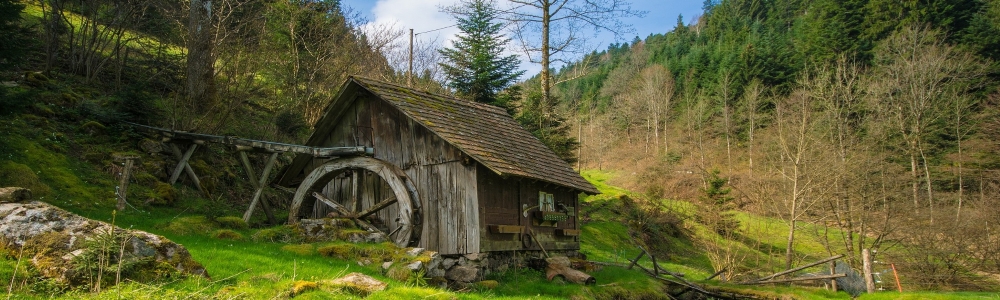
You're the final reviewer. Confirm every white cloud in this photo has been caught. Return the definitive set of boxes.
[360,0,539,81]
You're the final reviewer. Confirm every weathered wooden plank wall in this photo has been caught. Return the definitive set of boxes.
[478,163,580,252]
[310,93,480,254]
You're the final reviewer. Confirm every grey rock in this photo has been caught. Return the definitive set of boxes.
[406,247,425,257]
[382,261,393,271]
[407,260,423,271]
[330,272,386,295]
[0,201,209,284]
[442,258,457,270]
[445,265,479,283]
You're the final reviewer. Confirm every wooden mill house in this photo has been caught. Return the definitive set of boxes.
[276,77,598,256]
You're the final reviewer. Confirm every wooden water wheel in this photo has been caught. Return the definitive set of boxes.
[288,157,421,247]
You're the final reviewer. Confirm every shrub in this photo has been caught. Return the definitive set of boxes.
[211,229,244,241]
[215,216,248,230]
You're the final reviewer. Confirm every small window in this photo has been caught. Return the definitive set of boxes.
[539,191,555,212]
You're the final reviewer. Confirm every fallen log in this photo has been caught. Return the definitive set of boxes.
[546,256,596,285]
[0,187,31,203]
[747,273,846,285]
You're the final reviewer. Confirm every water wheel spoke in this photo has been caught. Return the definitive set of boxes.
[387,225,403,238]
[354,218,382,233]
[356,197,397,220]
[313,192,352,216]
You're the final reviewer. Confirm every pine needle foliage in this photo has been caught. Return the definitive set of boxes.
[439,0,524,106]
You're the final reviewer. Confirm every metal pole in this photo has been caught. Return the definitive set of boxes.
[408,28,413,87]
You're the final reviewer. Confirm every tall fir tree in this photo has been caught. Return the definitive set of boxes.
[439,0,524,106]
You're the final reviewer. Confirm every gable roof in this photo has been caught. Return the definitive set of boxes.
[279,77,598,194]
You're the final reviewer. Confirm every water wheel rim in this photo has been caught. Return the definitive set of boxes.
[289,157,421,247]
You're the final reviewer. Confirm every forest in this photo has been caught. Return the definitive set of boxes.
[547,0,1000,290]
[0,0,999,298]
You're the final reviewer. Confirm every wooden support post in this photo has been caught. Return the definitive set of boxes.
[168,143,206,196]
[169,144,197,184]
[863,249,875,293]
[649,248,660,276]
[115,157,136,210]
[830,261,838,291]
[627,251,645,270]
[242,152,278,223]
[239,151,276,225]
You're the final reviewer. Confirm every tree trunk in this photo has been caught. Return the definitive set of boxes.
[187,0,217,115]
[539,0,550,134]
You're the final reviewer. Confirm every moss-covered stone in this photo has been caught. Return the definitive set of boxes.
[211,229,244,240]
[317,244,354,260]
[386,264,412,282]
[78,121,105,135]
[251,225,299,243]
[158,216,216,235]
[0,161,52,197]
[148,182,176,206]
[215,216,248,230]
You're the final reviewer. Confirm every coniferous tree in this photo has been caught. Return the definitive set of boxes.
[440,0,524,105]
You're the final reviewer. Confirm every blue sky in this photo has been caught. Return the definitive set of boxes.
[340,0,704,78]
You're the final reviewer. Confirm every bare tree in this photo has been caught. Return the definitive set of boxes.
[768,89,832,269]
[501,0,643,132]
[868,26,985,219]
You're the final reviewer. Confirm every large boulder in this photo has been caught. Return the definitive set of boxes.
[0,201,209,285]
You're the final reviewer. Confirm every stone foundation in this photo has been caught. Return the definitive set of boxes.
[418,249,585,287]
[297,218,386,243]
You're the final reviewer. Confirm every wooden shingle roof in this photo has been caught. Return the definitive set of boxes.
[278,77,597,194]
[351,78,597,194]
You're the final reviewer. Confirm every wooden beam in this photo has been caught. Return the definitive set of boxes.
[748,274,846,285]
[627,251,645,270]
[127,122,371,157]
[168,144,207,196]
[356,197,397,219]
[168,144,197,184]
[313,192,352,216]
[242,153,278,223]
[239,151,259,189]
[747,254,845,284]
